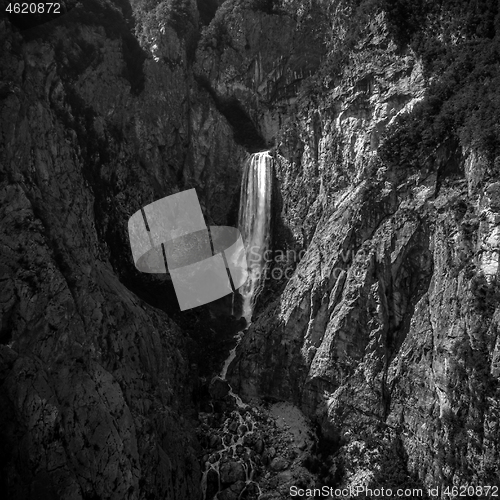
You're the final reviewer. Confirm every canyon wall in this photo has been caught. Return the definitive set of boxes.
[0,0,244,497]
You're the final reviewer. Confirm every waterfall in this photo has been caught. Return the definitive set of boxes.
[238,151,273,321]
[199,152,272,500]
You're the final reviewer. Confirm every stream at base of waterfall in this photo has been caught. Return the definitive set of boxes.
[198,398,317,500]
[198,153,317,499]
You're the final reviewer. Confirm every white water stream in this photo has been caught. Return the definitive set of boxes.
[238,151,273,321]
[200,152,272,500]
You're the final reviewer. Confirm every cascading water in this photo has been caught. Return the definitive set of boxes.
[199,152,273,500]
[237,151,273,321]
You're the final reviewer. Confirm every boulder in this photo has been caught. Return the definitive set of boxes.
[253,438,264,455]
[209,376,231,400]
[254,438,265,454]
[270,456,289,472]
[220,461,246,484]
[218,481,246,500]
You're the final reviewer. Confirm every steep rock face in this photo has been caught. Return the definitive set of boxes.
[195,0,328,149]
[205,0,500,490]
[0,0,248,498]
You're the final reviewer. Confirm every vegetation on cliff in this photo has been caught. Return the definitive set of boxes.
[285,0,500,172]
[380,0,500,170]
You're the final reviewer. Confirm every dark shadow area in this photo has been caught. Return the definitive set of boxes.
[120,265,246,378]
[16,0,146,95]
[217,98,268,152]
[0,365,28,500]
[297,422,343,487]
[368,436,431,498]
[61,128,246,383]
[195,74,268,153]
[121,31,147,96]
[196,0,219,25]
[0,310,13,345]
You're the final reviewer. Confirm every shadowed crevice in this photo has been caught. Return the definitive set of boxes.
[195,74,268,153]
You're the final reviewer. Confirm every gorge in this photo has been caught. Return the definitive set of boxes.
[1,0,500,499]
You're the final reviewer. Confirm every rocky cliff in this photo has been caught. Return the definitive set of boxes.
[222,0,500,493]
[1,0,499,499]
[0,0,245,498]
